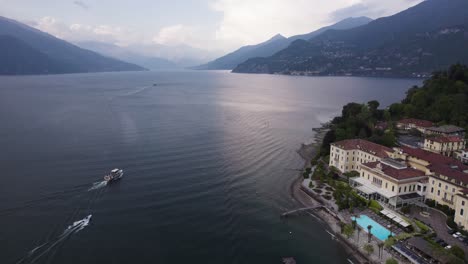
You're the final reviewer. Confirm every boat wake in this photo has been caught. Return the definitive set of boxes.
[88,181,108,191]
[16,215,92,264]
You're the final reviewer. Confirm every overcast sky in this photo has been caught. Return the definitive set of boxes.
[0,0,423,52]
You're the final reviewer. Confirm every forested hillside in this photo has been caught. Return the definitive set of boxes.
[319,64,468,157]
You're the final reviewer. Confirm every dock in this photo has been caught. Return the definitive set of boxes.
[281,206,323,217]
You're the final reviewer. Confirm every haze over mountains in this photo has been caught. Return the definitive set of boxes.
[0,0,467,76]
[76,41,179,70]
[233,0,468,77]
[195,17,373,70]
[0,16,145,75]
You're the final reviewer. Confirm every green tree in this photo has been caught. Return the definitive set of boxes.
[449,245,465,260]
[368,100,380,112]
[343,224,355,239]
[363,243,374,256]
[385,258,398,264]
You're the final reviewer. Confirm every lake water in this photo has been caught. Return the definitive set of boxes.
[0,71,419,264]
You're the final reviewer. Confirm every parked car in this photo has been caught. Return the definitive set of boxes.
[448,229,456,235]
[445,245,452,249]
[463,238,468,245]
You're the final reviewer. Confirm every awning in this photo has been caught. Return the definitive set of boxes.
[380,209,390,216]
[382,208,411,227]
[387,213,396,219]
[351,177,397,198]
[356,185,376,195]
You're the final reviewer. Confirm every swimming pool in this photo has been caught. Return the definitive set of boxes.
[352,215,393,241]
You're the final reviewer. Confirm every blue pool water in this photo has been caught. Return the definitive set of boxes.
[353,215,393,241]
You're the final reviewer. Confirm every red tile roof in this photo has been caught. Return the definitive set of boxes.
[428,164,468,185]
[400,146,466,167]
[332,139,392,158]
[428,136,465,143]
[400,146,468,184]
[362,161,426,180]
[398,118,433,128]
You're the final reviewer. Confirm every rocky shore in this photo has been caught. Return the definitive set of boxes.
[291,125,372,264]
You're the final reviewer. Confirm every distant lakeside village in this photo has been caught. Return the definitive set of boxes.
[290,65,468,264]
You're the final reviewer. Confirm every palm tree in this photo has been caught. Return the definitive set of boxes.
[357,226,361,244]
[352,218,357,230]
[339,221,345,234]
[378,242,384,259]
[367,225,373,243]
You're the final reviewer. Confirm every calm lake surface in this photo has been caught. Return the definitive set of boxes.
[0,71,420,264]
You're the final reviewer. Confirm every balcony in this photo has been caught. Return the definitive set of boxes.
[442,198,454,205]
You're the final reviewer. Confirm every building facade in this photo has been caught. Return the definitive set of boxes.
[455,149,468,164]
[454,191,468,229]
[424,125,465,137]
[423,136,466,157]
[351,158,427,208]
[394,146,468,229]
[396,118,434,133]
[329,139,393,173]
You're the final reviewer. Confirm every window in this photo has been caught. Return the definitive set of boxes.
[445,185,448,190]
[417,186,421,191]
[437,190,440,196]
[461,209,464,216]
[392,186,395,192]
[431,187,434,193]
[404,186,407,192]
[385,183,388,188]
[432,180,435,184]
[452,188,455,193]
[438,183,441,187]
[399,187,401,193]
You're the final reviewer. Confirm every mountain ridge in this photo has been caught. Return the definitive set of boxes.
[233,0,468,77]
[195,16,372,70]
[0,16,146,75]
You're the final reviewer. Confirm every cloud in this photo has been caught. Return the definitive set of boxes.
[329,0,424,21]
[31,16,136,45]
[211,0,424,50]
[153,24,195,46]
[152,24,217,51]
[73,0,90,10]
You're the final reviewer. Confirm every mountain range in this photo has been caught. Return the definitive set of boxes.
[0,16,145,75]
[76,41,179,70]
[195,17,373,70]
[233,0,468,77]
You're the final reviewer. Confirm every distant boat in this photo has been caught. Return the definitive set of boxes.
[104,168,123,183]
[153,83,157,86]
[68,214,92,230]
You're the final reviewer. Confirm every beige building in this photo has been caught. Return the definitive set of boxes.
[396,118,433,133]
[455,191,468,230]
[351,158,427,208]
[395,146,468,229]
[424,125,465,137]
[455,149,468,164]
[423,136,466,157]
[329,139,393,173]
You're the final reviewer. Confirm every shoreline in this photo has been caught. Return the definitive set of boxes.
[290,125,372,264]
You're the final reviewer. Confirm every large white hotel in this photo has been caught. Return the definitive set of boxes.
[329,139,468,229]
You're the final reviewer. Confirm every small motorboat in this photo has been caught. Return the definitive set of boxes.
[104,168,124,183]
